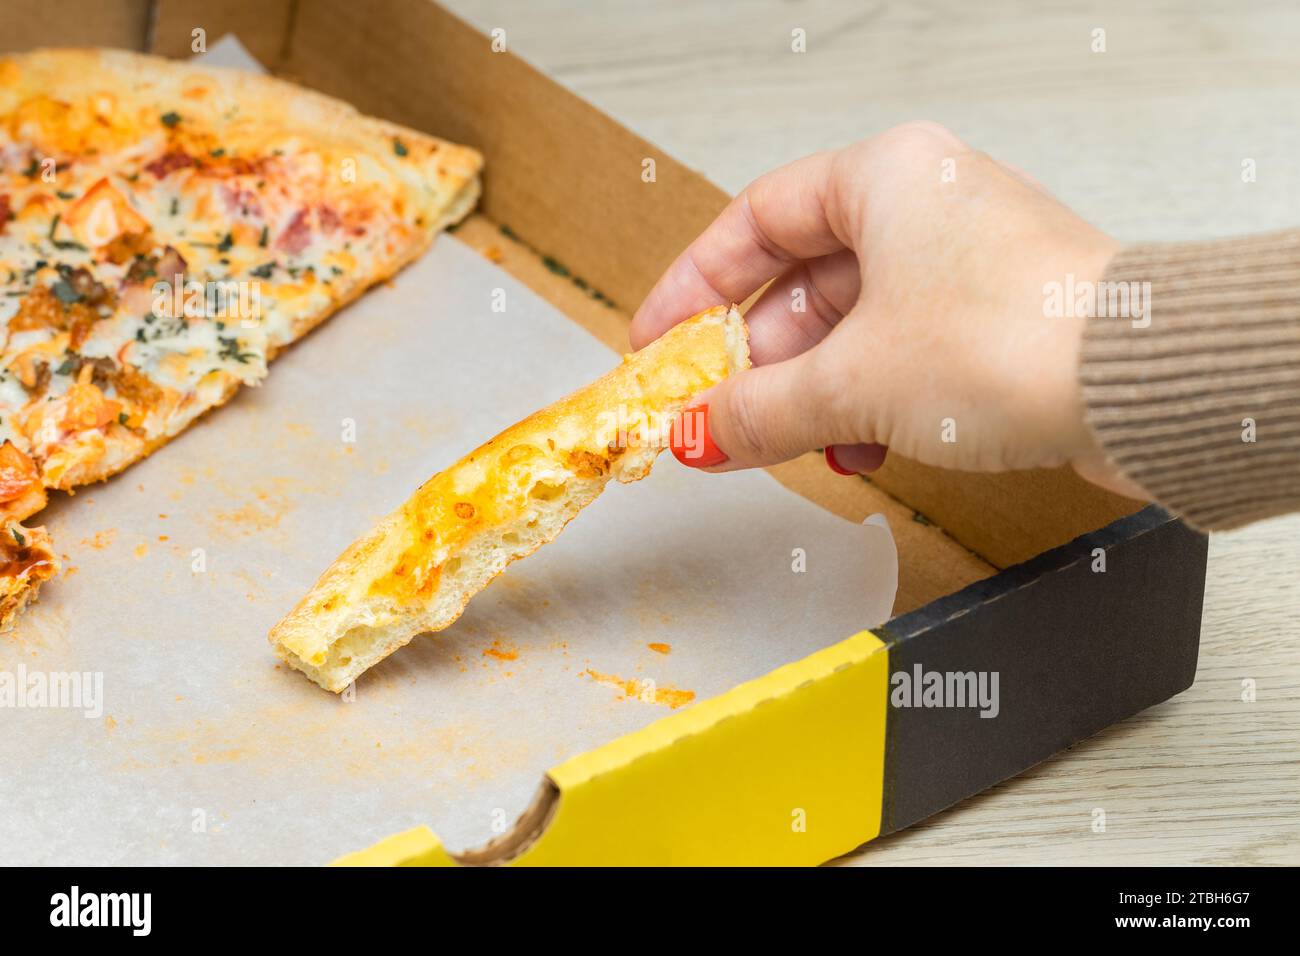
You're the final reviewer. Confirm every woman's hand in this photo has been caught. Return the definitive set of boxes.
[632,122,1146,499]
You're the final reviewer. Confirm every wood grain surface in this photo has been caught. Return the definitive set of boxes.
[442,0,1299,864]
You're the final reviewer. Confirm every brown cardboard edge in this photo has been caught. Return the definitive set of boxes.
[0,0,150,53]
[149,0,296,70]
[452,777,558,866]
[866,456,1147,570]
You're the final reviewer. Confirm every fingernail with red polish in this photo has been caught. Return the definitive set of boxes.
[825,445,855,476]
[671,404,728,468]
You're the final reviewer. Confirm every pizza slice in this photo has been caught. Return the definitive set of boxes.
[271,305,749,692]
[0,48,482,625]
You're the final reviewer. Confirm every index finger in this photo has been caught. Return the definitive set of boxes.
[629,149,850,349]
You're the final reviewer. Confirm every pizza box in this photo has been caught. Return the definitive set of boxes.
[2,0,1207,866]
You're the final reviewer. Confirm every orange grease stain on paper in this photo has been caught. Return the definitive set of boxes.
[582,669,695,709]
[193,749,245,765]
[232,569,265,602]
[79,529,116,550]
[133,543,148,559]
[201,477,317,540]
[128,707,528,787]
[174,469,322,540]
[283,421,314,439]
[213,492,292,535]
[647,643,671,655]
[166,465,212,502]
[482,639,518,662]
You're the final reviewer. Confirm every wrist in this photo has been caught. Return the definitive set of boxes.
[1064,234,1153,500]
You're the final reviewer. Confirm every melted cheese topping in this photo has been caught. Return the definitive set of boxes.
[363,313,734,608]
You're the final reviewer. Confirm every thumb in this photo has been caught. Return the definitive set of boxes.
[669,351,835,471]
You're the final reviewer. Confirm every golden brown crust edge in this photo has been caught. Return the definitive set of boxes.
[0,48,483,204]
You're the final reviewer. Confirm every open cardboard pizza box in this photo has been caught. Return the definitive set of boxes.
[3,0,1207,866]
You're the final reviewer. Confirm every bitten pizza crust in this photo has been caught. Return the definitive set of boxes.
[0,48,482,624]
[271,305,750,692]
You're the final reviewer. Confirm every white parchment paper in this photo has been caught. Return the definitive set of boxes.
[0,39,896,864]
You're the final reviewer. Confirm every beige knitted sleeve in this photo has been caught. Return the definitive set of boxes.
[1079,229,1300,531]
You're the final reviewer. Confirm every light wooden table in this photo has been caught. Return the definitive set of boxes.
[444,0,1300,865]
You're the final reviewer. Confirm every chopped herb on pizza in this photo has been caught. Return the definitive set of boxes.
[0,48,482,626]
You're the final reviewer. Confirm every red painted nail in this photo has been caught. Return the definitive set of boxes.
[670,404,728,468]
[825,445,855,476]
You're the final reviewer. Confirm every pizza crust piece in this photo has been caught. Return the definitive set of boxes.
[271,305,750,692]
